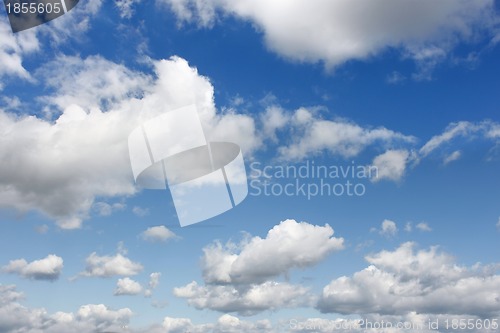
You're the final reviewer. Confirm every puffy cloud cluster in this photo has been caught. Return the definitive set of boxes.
[318,242,500,318]
[79,250,143,278]
[0,55,257,229]
[159,0,497,70]
[174,219,343,315]
[2,254,63,281]
[0,284,132,333]
[162,314,274,333]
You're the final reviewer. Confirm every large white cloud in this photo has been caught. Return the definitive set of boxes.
[317,242,500,317]
[175,219,342,315]
[163,314,274,333]
[159,0,496,69]
[202,219,344,284]
[0,20,39,87]
[0,55,257,229]
[2,254,63,281]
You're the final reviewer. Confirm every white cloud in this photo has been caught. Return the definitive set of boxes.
[497,217,500,231]
[114,277,143,296]
[443,150,462,165]
[416,222,432,232]
[0,285,133,333]
[132,206,150,217]
[175,219,341,315]
[115,0,143,18]
[0,20,39,86]
[317,242,500,317]
[149,272,161,289]
[419,121,475,157]
[379,219,398,237]
[145,272,162,297]
[277,109,414,160]
[370,150,411,182]
[386,71,406,84]
[174,281,311,316]
[162,314,273,333]
[141,226,177,242]
[2,255,63,281]
[0,55,257,229]
[202,219,344,284]
[79,250,143,278]
[160,0,496,70]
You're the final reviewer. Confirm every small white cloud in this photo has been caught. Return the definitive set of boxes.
[114,277,143,296]
[3,254,63,281]
[496,217,500,231]
[416,222,432,232]
[79,249,143,278]
[386,71,406,84]
[174,281,311,316]
[115,0,142,18]
[149,272,161,289]
[132,206,149,217]
[141,226,177,243]
[93,202,125,216]
[35,224,49,234]
[404,222,413,232]
[380,219,398,237]
[371,150,410,182]
[443,150,462,165]
[145,272,161,298]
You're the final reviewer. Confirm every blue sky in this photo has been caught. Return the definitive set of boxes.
[1,1,500,332]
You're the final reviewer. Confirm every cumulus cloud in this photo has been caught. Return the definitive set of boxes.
[0,285,133,333]
[2,254,63,281]
[370,150,411,182]
[276,108,414,160]
[114,277,143,296]
[317,242,500,317]
[162,314,274,333]
[0,55,257,229]
[202,219,344,284]
[416,222,432,232]
[379,219,398,237]
[159,0,496,70]
[174,281,311,316]
[79,248,143,278]
[115,0,143,18]
[141,226,177,242]
[175,219,342,315]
